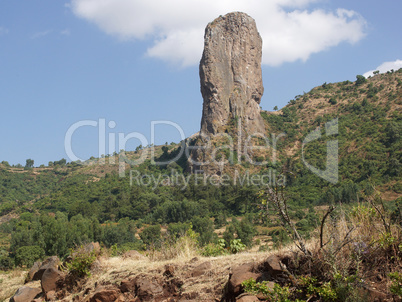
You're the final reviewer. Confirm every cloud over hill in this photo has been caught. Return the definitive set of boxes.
[70,0,366,67]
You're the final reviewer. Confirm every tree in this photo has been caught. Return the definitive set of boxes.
[54,158,67,166]
[355,75,367,86]
[223,224,236,248]
[1,161,10,167]
[191,216,216,246]
[140,225,161,247]
[167,222,191,240]
[15,245,44,267]
[25,159,34,169]
[273,106,278,111]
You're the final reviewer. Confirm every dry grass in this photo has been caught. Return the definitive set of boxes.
[87,250,274,299]
[147,235,200,261]
[56,243,303,302]
[0,269,40,302]
[291,201,402,299]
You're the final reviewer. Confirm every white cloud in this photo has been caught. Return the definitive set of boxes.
[364,60,402,78]
[31,30,52,39]
[61,29,71,36]
[70,0,366,67]
[0,27,9,36]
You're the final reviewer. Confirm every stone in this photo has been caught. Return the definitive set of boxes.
[83,242,101,255]
[236,293,260,301]
[358,287,391,302]
[89,287,120,302]
[41,267,64,293]
[191,261,212,277]
[26,261,41,282]
[9,286,42,302]
[164,264,176,277]
[199,12,265,137]
[228,263,260,298]
[120,279,136,293]
[32,256,60,281]
[45,290,57,301]
[135,275,163,300]
[261,255,286,278]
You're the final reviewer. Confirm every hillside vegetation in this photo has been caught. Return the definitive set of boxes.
[0,70,401,301]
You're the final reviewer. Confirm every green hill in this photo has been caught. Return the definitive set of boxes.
[0,70,401,270]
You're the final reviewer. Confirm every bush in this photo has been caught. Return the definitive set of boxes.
[329,98,337,105]
[15,245,44,267]
[229,239,246,254]
[0,251,14,270]
[191,216,216,246]
[201,239,226,257]
[140,225,161,248]
[389,272,402,297]
[214,215,226,228]
[242,278,294,302]
[355,75,367,86]
[65,246,97,277]
[167,222,191,240]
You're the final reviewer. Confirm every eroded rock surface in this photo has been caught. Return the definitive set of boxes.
[199,12,265,137]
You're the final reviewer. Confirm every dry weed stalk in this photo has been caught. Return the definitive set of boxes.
[260,184,310,256]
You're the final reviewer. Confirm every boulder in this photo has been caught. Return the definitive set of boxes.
[228,263,260,298]
[89,287,120,302]
[236,293,260,302]
[26,261,41,282]
[45,290,57,301]
[260,255,287,278]
[164,264,176,277]
[32,256,60,281]
[83,242,101,255]
[119,279,136,293]
[191,261,212,277]
[41,267,64,293]
[9,286,41,302]
[135,275,164,301]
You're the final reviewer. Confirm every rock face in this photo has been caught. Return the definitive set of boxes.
[199,12,265,137]
[31,256,60,281]
[9,286,41,302]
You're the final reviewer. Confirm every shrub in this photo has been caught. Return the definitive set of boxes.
[389,272,402,297]
[329,98,337,105]
[140,225,162,248]
[201,239,227,257]
[0,251,14,270]
[65,246,97,277]
[15,245,45,267]
[229,239,246,254]
[242,278,295,302]
[355,75,367,86]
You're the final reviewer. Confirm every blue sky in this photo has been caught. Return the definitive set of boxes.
[0,0,401,166]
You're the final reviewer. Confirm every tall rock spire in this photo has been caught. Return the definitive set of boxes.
[199,12,265,136]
